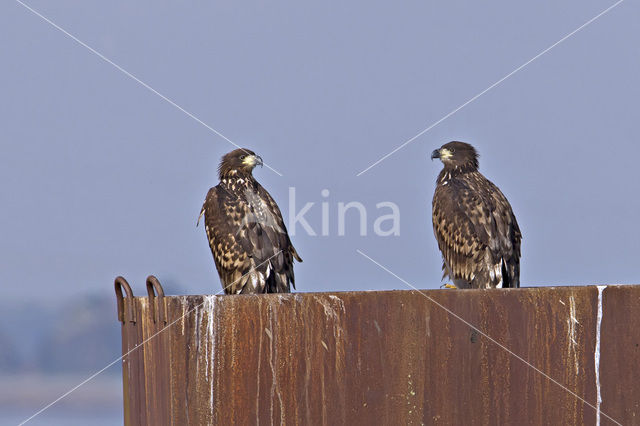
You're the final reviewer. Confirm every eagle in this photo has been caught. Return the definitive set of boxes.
[431,141,521,289]
[198,148,302,294]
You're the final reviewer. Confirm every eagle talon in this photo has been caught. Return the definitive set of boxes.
[441,283,457,289]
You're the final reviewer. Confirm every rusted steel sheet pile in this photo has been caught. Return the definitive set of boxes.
[115,278,639,425]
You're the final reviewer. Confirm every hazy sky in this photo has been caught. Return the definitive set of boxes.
[2,0,638,304]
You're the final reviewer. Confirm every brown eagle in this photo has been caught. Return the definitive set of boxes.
[431,141,521,289]
[198,148,302,294]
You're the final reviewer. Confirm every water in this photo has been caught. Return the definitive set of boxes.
[2,408,122,426]
[0,375,123,426]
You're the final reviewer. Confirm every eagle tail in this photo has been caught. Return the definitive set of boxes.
[503,258,520,288]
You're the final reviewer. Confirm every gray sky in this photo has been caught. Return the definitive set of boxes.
[2,0,638,304]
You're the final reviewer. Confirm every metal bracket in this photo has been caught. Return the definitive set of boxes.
[115,276,136,324]
[146,275,167,324]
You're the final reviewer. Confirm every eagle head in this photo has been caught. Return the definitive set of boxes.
[218,148,263,179]
[431,141,479,170]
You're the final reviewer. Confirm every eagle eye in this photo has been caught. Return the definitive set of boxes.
[449,148,455,153]
[239,154,246,160]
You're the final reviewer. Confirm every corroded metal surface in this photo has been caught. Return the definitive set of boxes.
[115,280,639,425]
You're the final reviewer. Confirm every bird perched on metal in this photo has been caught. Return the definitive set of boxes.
[198,148,302,294]
[431,141,521,289]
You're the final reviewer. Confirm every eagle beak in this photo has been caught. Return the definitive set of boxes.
[242,154,263,168]
[431,149,440,160]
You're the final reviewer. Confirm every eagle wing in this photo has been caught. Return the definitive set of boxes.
[202,184,301,294]
[432,174,521,288]
[251,183,302,292]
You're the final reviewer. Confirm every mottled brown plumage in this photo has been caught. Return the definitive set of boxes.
[431,141,521,289]
[199,148,302,294]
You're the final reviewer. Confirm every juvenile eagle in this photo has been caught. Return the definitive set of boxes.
[431,141,521,289]
[199,148,302,294]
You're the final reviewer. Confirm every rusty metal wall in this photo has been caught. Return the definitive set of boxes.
[115,278,639,425]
